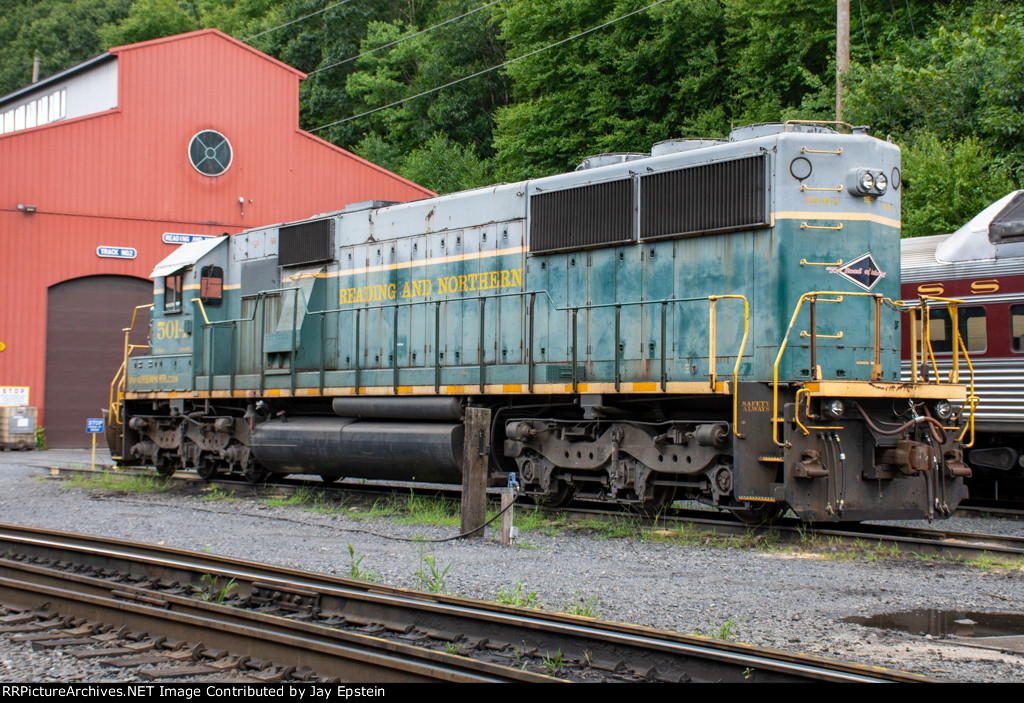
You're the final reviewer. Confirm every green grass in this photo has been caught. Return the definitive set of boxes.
[496,580,540,608]
[265,485,345,514]
[707,618,737,640]
[541,649,564,677]
[347,544,381,583]
[413,540,452,594]
[63,470,172,494]
[347,490,461,526]
[197,484,235,501]
[193,574,238,603]
[561,592,599,618]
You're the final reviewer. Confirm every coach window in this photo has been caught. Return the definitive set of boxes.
[1012,305,1024,352]
[164,272,184,313]
[926,306,987,353]
[200,265,224,307]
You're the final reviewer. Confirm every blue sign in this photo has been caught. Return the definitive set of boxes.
[97,246,137,259]
[163,233,214,245]
[86,418,104,434]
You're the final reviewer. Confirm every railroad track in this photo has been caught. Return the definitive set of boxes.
[0,524,931,683]
[41,464,1024,563]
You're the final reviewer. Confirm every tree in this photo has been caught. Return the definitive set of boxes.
[99,0,199,47]
[0,0,131,95]
[492,0,728,181]
[899,131,1016,238]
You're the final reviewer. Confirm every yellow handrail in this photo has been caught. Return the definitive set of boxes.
[709,295,750,438]
[773,292,975,448]
[108,304,153,426]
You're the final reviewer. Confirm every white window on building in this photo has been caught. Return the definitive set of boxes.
[36,95,48,125]
[1,86,67,134]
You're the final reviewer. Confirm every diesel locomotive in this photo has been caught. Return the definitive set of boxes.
[109,121,975,522]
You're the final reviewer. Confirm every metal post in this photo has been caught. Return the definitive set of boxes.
[660,301,667,391]
[478,297,485,392]
[461,406,491,539]
[571,308,578,392]
[614,304,621,391]
[837,0,850,121]
[527,294,535,392]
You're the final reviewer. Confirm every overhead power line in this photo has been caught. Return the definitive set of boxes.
[309,0,674,133]
[243,0,356,42]
[309,0,507,77]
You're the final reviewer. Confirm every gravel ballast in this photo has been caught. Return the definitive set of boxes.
[0,449,1022,683]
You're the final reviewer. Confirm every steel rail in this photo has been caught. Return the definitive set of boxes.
[0,561,548,683]
[0,523,932,683]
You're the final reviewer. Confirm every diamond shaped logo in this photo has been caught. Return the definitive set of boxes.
[831,252,886,291]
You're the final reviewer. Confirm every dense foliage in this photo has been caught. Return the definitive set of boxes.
[3,0,1021,236]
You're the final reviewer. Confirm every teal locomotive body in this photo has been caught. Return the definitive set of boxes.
[115,122,972,521]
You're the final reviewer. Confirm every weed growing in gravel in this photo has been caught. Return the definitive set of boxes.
[395,490,459,526]
[444,642,466,656]
[64,471,172,494]
[197,484,235,501]
[704,618,737,640]
[561,592,600,618]
[347,544,381,583]
[413,542,452,594]
[575,515,643,540]
[541,649,564,676]
[962,553,1024,571]
[351,490,460,526]
[816,537,903,564]
[266,486,344,514]
[642,521,780,551]
[193,574,238,603]
[265,486,318,507]
[496,581,540,608]
[502,506,554,533]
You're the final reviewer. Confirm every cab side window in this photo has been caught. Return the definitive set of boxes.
[200,265,224,307]
[164,272,183,313]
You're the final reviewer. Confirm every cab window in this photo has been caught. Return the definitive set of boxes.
[164,272,183,313]
[200,265,224,307]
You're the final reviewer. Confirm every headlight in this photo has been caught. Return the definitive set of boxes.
[934,401,952,420]
[874,172,888,193]
[823,399,845,419]
[859,171,875,191]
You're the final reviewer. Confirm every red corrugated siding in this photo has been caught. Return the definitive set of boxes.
[0,29,433,435]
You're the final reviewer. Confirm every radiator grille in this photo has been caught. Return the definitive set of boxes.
[640,154,769,239]
[529,179,633,254]
[279,219,335,267]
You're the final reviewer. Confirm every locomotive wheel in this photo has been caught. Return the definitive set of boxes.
[535,481,574,508]
[634,486,677,516]
[320,474,342,485]
[728,502,787,524]
[243,464,271,484]
[155,455,176,478]
[196,461,219,481]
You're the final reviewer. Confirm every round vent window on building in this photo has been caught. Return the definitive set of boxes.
[188,130,233,176]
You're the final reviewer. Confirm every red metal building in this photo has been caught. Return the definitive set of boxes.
[0,29,432,446]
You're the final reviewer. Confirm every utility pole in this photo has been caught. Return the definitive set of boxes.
[837,0,849,121]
